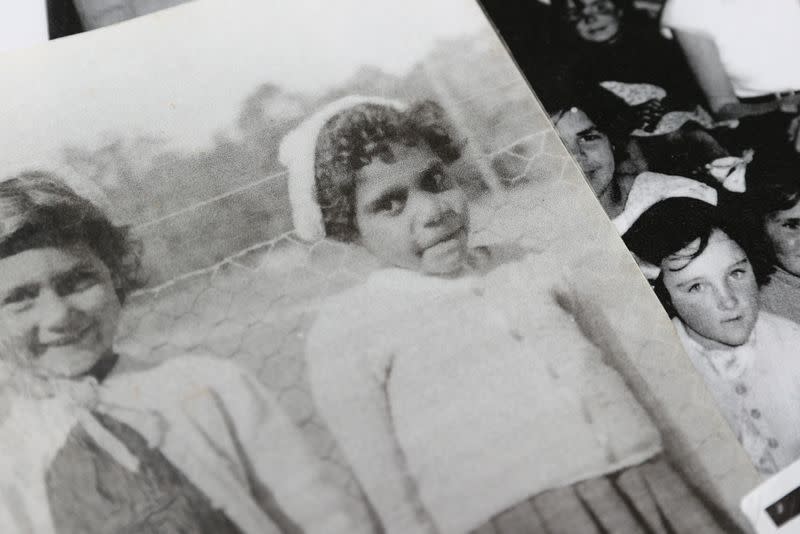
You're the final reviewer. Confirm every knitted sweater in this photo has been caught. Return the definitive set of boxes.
[307,248,663,534]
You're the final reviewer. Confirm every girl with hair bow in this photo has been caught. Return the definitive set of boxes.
[615,172,800,475]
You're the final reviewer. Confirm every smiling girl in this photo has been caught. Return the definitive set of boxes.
[0,172,365,534]
[617,173,800,474]
[552,106,629,215]
[549,90,730,218]
[281,96,738,534]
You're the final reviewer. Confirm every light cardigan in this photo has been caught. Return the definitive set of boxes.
[673,313,800,474]
[0,355,366,534]
[307,248,663,534]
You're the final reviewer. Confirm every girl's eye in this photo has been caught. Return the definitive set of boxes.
[422,171,450,193]
[57,271,100,296]
[782,220,800,230]
[2,288,38,310]
[729,268,747,280]
[580,133,603,143]
[687,283,704,294]
[377,196,405,216]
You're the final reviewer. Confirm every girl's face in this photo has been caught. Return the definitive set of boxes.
[354,141,469,275]
[661,230,759,350]
[554,109,616,197]
[565,0,622,43]
[0,244,121,379]
[764,199,800,276]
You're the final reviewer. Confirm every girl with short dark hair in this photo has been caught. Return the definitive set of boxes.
[617,172,800,475]
[0,172,365,534]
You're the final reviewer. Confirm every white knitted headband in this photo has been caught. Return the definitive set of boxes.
[278,95,408,241]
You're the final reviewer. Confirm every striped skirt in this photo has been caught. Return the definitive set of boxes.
[469,456,743,534]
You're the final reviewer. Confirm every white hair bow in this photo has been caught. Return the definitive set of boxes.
[705,149,754,193]
[612,172,720,280]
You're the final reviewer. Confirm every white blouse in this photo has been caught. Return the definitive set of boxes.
[0,355,366,534]
[673,312,800,474]
[661,0,800,98]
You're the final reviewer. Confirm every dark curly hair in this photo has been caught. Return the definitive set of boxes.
[313,100,463,242]
[0,171,145,303]
[623,197,772,316]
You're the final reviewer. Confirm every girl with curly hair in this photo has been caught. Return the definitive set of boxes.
[0,172,365,534]
[617,172,800,475]
[281,96,740,534]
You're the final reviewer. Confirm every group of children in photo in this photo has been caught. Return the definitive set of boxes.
[0,91,753,534]
[6,2,800,528]
[506,0,800,482]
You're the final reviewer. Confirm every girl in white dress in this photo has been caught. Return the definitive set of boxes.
[617,172,800,475]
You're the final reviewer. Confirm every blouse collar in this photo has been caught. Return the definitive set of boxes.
[672,316,760,381]
[1,358,162,474]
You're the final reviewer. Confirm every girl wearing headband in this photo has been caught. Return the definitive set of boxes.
[0,172,364,534]
[617,172,800,475]
[283,96,738,534]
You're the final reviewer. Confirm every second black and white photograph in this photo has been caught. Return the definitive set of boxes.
[484,0,800,487]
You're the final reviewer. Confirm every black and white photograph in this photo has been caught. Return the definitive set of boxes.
[0,0,762,532]
[47,0,191,39]
[484,0,800,480]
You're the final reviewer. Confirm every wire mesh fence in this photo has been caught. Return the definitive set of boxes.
[115,124,575,523]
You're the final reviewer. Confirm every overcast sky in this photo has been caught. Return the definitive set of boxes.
[0,0,489,175]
